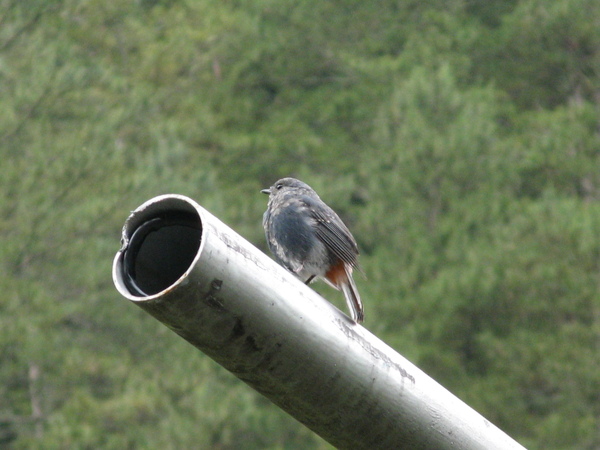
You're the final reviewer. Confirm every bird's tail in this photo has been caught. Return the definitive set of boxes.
[340,267,364,324]
[325,262,364,323]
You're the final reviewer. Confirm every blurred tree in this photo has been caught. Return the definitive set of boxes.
[0,0,598,448]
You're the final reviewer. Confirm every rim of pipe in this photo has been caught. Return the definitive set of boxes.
[113,194,204,301]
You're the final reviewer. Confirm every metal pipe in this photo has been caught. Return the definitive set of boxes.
[112,194,525,450]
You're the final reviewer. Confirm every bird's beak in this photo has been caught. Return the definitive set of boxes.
[260,188,270,195]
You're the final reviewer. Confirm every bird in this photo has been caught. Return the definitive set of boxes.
[261,177,364,323]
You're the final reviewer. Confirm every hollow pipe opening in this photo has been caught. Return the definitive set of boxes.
[113,195,203,298]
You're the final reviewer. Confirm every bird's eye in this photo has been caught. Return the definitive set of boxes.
[276,183,283,190]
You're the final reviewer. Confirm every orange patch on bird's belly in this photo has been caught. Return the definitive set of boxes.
[325,261,347,288]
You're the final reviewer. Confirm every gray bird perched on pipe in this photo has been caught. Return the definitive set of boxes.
[261,177,364,323]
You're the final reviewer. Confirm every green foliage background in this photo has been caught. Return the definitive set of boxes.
[1,0,599,448]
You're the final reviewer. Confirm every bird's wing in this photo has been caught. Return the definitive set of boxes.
[302,196,359,269]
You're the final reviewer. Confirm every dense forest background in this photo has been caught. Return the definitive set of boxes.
[1,0,599,448]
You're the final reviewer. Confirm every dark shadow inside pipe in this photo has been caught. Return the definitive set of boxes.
[123,211,202,296]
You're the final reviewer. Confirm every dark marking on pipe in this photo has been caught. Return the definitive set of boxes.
[244,335,260,352]
[206,278,225,310]
[231,319,245,339]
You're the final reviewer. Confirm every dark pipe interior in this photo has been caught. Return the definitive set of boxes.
[123,211,202,296]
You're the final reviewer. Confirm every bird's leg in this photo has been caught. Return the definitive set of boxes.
[305,275,315,285]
